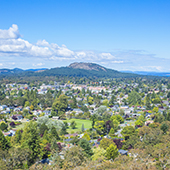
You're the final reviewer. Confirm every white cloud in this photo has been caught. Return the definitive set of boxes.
[76,51,86,58]
[36,39,49,46]
[111,60,124,63]
[33,63,45,67]
[100,53,115,59]
[10,62,15,65]
[0,24,20,39]
[0,63,3,66]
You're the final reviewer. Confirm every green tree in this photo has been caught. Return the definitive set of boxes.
[160,123,169,134]
[94,121,105,135]
[135,120,144,127]
[70,120,77,129]
[92,147,106,161]
[154,113,165,123]
[123,134,140,149]
[12,130,22,144]
[135,115,145,127]
[21,121,42,163]
[153,107,159,113]
[109,95,116,105]
[99,138,114,150]
[128,91,141,105]
[167,92,170,98]
[51,94,68,116]
[111,115,124,124]
[121,126,136,140]
[81,123,85,132]
[90,114,98,128]
[60,125,68,135]
[102,99,109,107]
[119,109,125,116]
[0,130,10,150]
[39,123,49,136]
[24,101,30,107]
[63,146,86,169]
[109,128,115,138]
[0,122,8,131]
[50,137,59,151]
[78,138,93,158]
[87,96,94,105]
[70,96,77,109]
[105,143,118,160]
[94,106,107,116]
[50,126,60,140]
[82,132,90,141]
[112,119,119,132]
[145,95,151,110]
[22,109,29,117]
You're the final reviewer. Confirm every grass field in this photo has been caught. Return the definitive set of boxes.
[14,118,92,134]
[15,122,27,130]
[63,119,92,133]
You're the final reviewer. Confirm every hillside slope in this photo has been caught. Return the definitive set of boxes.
[0,62,138,78]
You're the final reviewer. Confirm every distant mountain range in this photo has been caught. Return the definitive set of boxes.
[0,62,169,78]
[0,68,47,74]
[121,71,170,77]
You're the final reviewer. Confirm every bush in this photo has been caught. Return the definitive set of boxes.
[0,122,8,131]
[10,121,16,127]
[70,120,77,129]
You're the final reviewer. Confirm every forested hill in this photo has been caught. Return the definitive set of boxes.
[0,62,139,78]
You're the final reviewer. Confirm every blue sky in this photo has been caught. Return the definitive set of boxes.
[0,0,170,71]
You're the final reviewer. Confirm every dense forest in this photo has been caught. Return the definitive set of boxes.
[0,62,141,79]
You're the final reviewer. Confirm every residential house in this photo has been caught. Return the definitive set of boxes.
[0,105,7,111]
[118,149,128,155]
[13,114,23,120]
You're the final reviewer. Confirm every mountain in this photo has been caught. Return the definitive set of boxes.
[0,62,139,78]
[68,62,107,72]
[0,68,24,74]
[0,68,48,75]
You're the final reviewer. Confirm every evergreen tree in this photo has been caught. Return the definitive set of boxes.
[146,95,151,110]
[70,120,77,129]
[50,137,59,151]
[39,123,49,136]
[21,121,42,163]
[60,125,67,135]
[14,130,22,144]
[50,126,60,140]
[81,123,85,132]
[78,138,93,157]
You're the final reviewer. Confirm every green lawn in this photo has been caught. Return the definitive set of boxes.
[15,122,27,130]
[14,118,92,134]
[63,119,92,133]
